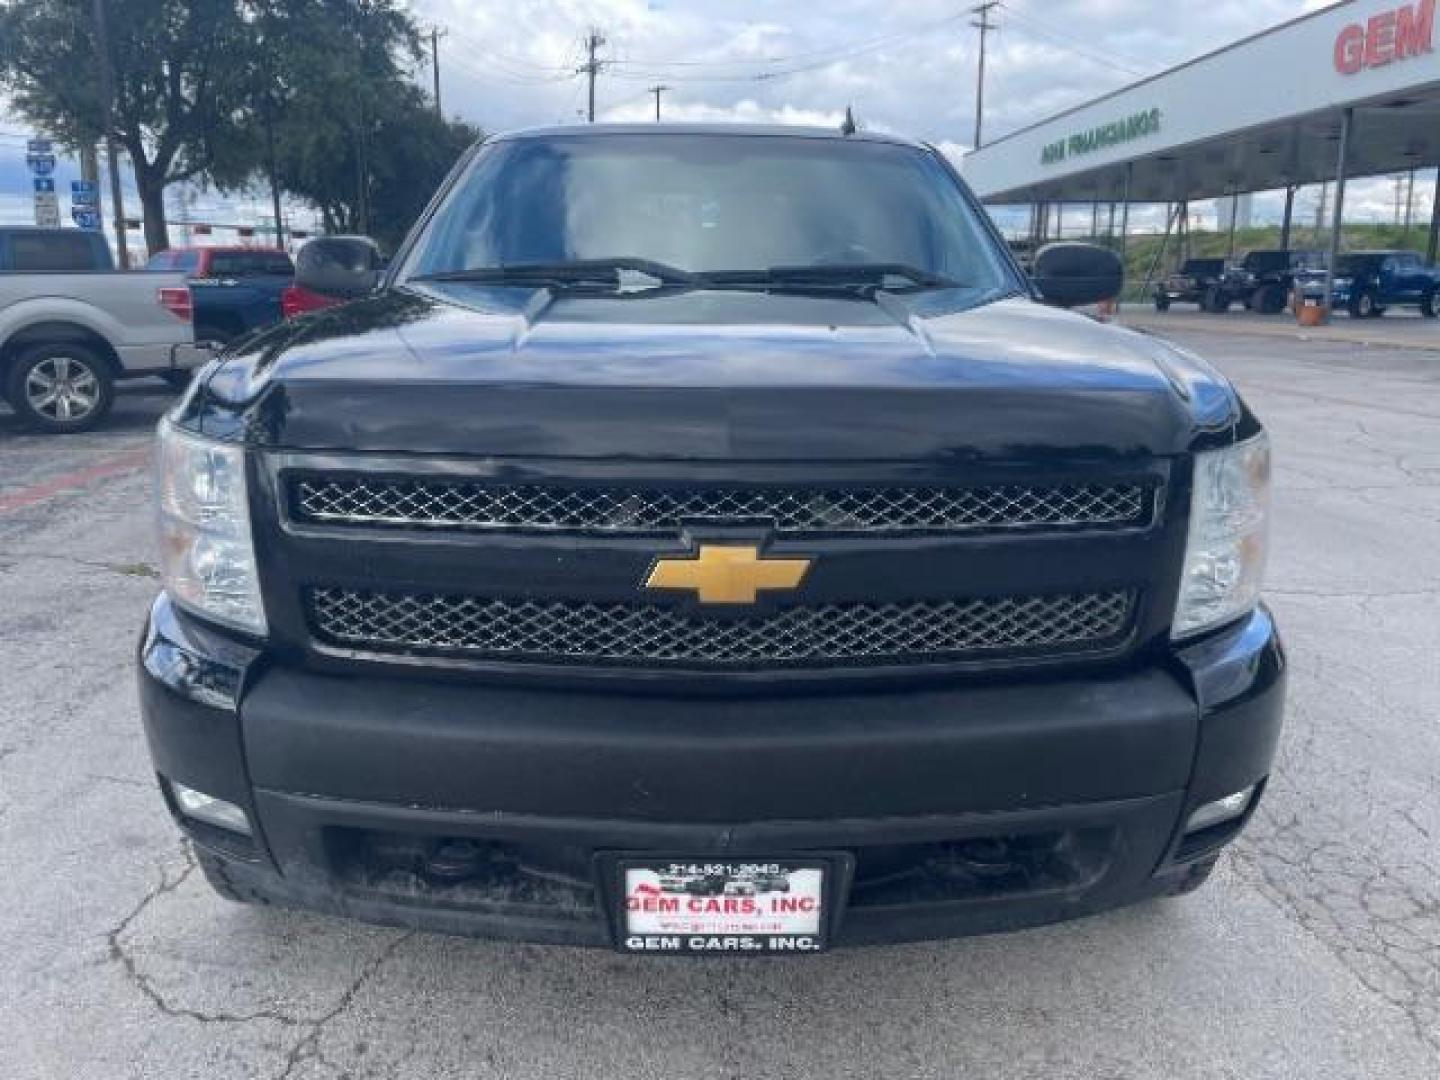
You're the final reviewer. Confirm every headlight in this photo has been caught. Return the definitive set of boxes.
[155,419,266,635]
[1173,433,1271,639]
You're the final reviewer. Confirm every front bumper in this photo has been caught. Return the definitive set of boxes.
[138,594,1285,947]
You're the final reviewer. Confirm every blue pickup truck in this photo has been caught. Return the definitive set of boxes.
[1296,250,1439,319]
[146,246,295,346]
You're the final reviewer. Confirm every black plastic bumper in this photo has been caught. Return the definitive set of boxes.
[138,594,1285,947]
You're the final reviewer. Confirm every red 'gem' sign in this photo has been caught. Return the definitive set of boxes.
[1334,0,1435,74]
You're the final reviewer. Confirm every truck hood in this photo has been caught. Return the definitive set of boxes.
[197,285,1242,460]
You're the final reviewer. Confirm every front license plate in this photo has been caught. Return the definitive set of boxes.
[616,858,830,955]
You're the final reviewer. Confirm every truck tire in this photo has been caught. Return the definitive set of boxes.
[195,847,272,906]
[1253,285,1286,314]
[1153,295,1170,312]
[1348,290,1378,318]
[1421,291,1437,318]
[1203,287,1229,314]
[1163,854,1220,897]
[4,341,115,433]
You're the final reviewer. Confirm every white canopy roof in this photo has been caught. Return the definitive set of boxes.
[963,0,1440,204]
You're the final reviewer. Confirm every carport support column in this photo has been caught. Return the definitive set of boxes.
[1280,186,1295,251]
[1428,167,1440,264]
[1118,164,1132,260]
[1226,190,1240,260]
[1323,108,1353,315]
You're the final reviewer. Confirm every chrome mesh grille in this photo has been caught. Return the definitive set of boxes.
[307,588,1134,668]
[292,477,1152,535]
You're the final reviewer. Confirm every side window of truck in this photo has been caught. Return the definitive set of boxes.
[11,232,101,272]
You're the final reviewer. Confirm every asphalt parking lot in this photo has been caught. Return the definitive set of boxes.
[2,329,1438,1080]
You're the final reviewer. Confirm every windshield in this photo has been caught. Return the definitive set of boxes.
[400,133,1010,289]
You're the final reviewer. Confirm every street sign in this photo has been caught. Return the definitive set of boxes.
[72,208,100,230]
[26,138,52,153]
[33,177,56,194]
[35,205,61,227]
[71,180,99,206]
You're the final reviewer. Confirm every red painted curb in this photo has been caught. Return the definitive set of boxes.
[0,444,152,514]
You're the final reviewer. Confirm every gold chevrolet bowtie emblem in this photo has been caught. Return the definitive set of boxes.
[645,544,812,605]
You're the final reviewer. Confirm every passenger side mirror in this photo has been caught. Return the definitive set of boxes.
[1031,242,1124,308]
[294,236,383,299]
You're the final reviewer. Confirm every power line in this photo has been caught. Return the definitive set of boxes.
[999,2,1150,79]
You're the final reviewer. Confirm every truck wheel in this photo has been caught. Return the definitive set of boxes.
[1349,290,1377,319]
[1153,295,1170,312]
[1203,287,1229,314]
[1420,291,1436,318]
[195,847,271,906]
[1163,854,1220,897]
[1253,285,1285,314]
[4,342,115,433]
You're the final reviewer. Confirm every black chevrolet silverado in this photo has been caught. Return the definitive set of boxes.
[139,125,1284,954]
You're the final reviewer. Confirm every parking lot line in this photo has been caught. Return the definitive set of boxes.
[0,444,151,514]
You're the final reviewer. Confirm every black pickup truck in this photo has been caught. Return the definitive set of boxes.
[138,125,1284,954]
[1217,249,1327,314]
[1153,257,1226,310]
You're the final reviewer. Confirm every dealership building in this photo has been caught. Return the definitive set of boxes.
[963,0,1440,270]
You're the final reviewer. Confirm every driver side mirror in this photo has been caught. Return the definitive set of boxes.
[294,236,383,300]
[1031,242,1124,308]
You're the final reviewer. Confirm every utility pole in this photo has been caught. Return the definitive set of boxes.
[970,2,999,149]
[649,84,668,122]
[79,142,102,233]
[430,28,445,117]
[580,29,607,122]
[90,0,129,267]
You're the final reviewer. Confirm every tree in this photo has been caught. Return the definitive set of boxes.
[274,83,479,248]
[0,0,446,254]
[0,0,260,253]
[264,2,479,248]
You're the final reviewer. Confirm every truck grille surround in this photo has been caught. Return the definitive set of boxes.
[292,476,1152,534]
[275,466,1167,676]
[307,588,1135,668]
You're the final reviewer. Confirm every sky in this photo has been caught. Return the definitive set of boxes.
[2,0,1435,244]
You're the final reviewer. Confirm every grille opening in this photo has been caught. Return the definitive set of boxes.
[324,831,598,920]
[322,827,1114,916]
[292,476,1154,535]
[307,588,1135,669]
[847,830,1113,907]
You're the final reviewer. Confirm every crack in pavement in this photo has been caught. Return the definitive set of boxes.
[104,845,418,1078]
[274,931,418,1080]
[104,847,306,1028]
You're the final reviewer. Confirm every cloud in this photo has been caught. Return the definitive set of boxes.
[4,2,1435,238]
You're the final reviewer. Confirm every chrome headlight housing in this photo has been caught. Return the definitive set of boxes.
[155,418,266,635]
[1173,433,1271,639]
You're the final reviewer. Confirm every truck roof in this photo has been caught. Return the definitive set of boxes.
[493,122,927,150]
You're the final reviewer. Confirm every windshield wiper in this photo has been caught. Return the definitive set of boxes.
[697,263,959,292]
[410,257,695,288]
